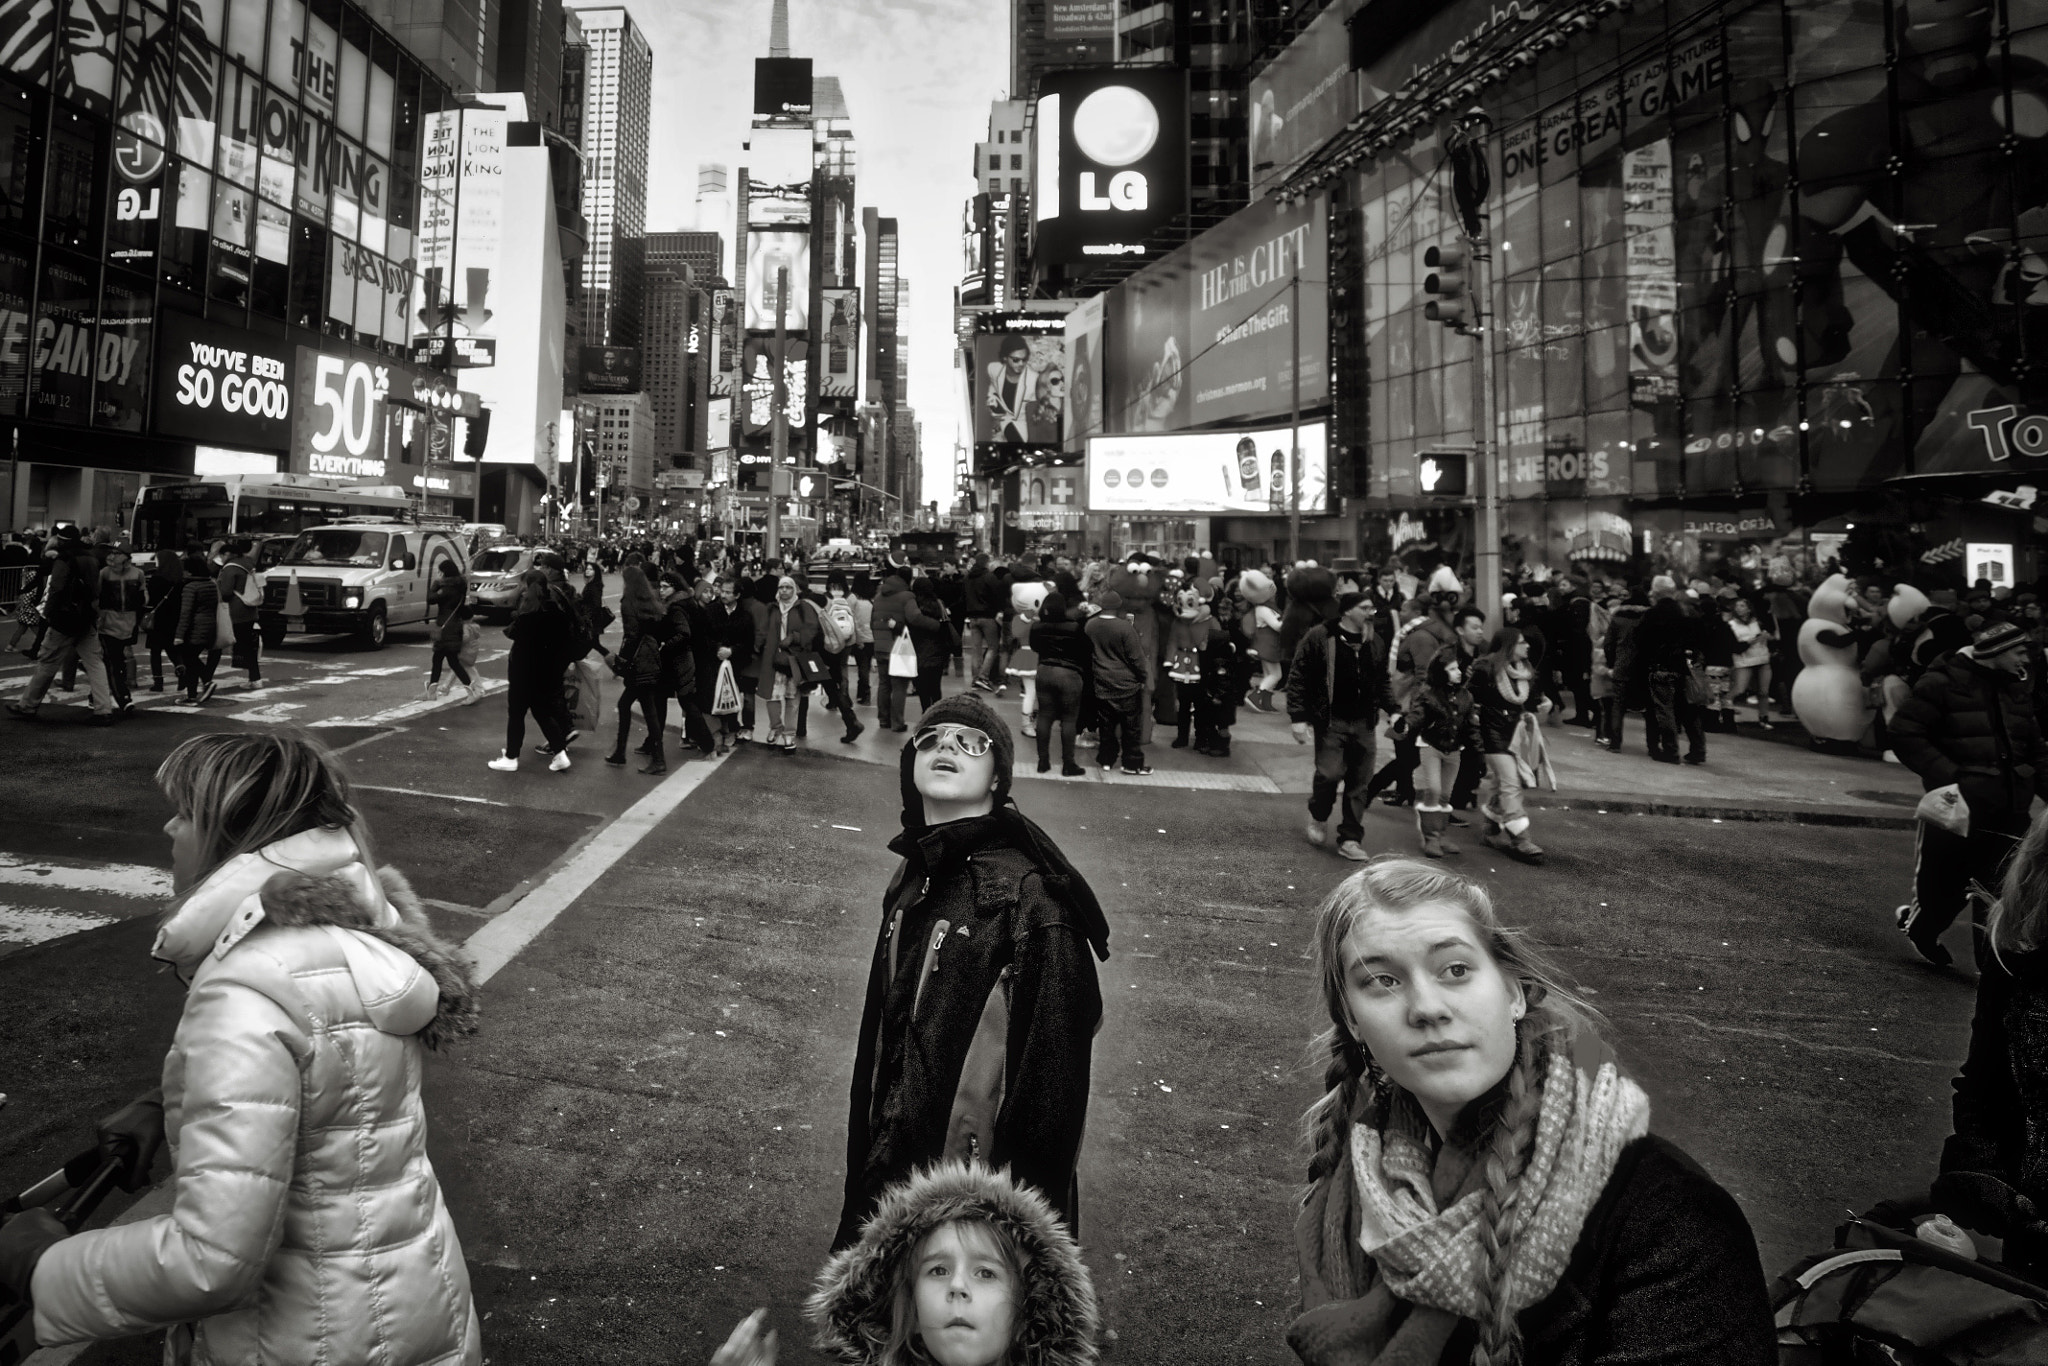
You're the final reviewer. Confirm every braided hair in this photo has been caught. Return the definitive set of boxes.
[1301,858,1602,1366]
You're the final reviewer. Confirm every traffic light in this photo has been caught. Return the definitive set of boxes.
[1422,242,1472,331]
[1417,448,1469,497]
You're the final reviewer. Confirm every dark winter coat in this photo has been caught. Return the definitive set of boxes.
[1469,661,1540,754]
[907,596,955,673]
[429,573,467,647]
[962,566,1003,617]
[1084,612,1147,700]
[810,1162,1100,1366]
[834,808,1109,1252]
[1293,1134,1775,1366]
[1030,617,1093,678]
[1407,653,1479,755]
[145,562,185,650]
[717,598,756,674]
[872,572,915,647]
[612,608,672,690]
[504,598,576,679]
[218,558,262,626]
[1891,652,2048,826]
[1942,945,2048,1272]
[1631,599,1694,675]
[175,575,221,650]
[39,538,100,637]
[1603,603,1651,703]
[658,597,697,697]
[756,597,824,699]
[1287,623,1397,732]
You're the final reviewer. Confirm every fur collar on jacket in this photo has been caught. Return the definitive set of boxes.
[154,826,478,1050]
[807,1162,1100,1366]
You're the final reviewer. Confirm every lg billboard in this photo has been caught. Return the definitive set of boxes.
[1033,69,1186,267]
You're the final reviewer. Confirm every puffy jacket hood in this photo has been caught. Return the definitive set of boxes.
[808,1162,1101,1366]
[154,826,477,1048]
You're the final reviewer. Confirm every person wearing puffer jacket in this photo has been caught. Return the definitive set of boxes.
[0,732,481,1365]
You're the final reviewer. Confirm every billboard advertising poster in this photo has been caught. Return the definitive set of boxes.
[1248,0,1364,200]
[822,289,859,396]
[1087,422,1329,516]
[1046,0,1114,42]
[974,330,1067,450]
[291,344,399,480]
[1065,294,1104,451]
[1033,68,1187,267]
[93,276,152,431]
[1108,254,1188,434]
[745,230,811,332]
[708,396,733,451]
[1187,194,1327,426]
[746,127,814,227]
[740,336,809,436]
[754,58,814,118]
[153,310,295,451]
[580,346,643,395]
[31,257,95,425]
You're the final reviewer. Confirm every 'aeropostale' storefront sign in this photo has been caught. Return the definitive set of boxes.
[153,312,294,450]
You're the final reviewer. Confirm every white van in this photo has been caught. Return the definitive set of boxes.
[258,518,469,649]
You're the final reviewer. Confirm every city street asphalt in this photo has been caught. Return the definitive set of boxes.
[0,639,1974,1364]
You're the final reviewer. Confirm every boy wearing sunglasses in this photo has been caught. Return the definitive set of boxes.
[833,694,1113,1253]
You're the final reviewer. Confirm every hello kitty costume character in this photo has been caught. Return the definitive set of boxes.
[1008,579,1049,737]
[1791,573,1874,742]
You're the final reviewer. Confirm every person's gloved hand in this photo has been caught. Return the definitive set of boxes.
[1931,1169,2042,1236]
[0,1207,67,1302]
[98,1096,165,1192]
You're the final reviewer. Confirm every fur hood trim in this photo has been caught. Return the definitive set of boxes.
[806,1162,1099,1366]
[254,864,479,1050]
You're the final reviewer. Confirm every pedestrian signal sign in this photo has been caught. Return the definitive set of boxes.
[1418,449,1469,497]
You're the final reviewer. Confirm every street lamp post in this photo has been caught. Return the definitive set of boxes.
[1288,270,1301,566]
[768,266,788,565]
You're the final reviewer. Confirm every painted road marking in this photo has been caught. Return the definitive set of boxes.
[353,784,513,807]
[464,750,729,983]
[1014,766,1281,794]
[0,854,174,958]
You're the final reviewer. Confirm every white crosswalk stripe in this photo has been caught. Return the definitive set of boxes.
[0,853,174,957]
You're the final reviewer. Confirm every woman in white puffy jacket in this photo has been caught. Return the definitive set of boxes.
[1,732,482,1364]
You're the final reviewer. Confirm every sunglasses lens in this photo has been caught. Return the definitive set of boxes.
[914,725,991,757]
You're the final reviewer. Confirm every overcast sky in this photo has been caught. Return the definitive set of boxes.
[619,0,1011,507]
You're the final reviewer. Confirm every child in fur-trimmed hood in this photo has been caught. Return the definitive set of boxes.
[711,1162,1101,1366]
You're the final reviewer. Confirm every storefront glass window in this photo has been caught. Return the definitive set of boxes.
[0,242,28,416]
[54,0,117,116]
[288,212,323,328]
[44,105,102,250]
[0,78,36,229]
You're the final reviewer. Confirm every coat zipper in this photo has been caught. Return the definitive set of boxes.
[911,917,951,1022]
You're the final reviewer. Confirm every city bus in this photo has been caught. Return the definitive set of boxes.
[130,474,413,554]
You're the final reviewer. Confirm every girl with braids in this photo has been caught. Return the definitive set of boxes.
[1286,860,1772,1366]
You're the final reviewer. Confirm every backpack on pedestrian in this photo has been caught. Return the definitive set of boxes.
[820,596,854,653]
[1773,1210,2048,1364]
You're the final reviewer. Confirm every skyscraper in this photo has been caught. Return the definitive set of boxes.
[645,234,726,471]
[565,4,652,347]
[495,0,568,133]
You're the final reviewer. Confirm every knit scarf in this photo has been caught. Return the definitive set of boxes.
[1286,1051,1648,1366]
[1356,1051,1648,1321]
[1496,659,1532,707]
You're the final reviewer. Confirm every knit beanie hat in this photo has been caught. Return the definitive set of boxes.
[1094,588,1123,614]
[1973,620,2028,660]
[1041,591,1069,623]
[899,692,1014,828]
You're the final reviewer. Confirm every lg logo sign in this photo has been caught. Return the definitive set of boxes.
[1035,69,1184,266]
[1073,85,1158,213]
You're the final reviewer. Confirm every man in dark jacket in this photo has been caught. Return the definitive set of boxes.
[962,555,1003,690]
[1631,584,1703,764]
[7,526,117,722]
[1892,621,2048,967]
[1289,591,1399,861]
[835,694,1109,1250]
[873,565,917,732]
[1084,590,1150,774]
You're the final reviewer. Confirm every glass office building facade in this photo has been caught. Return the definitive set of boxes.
[1352,0,2048,579]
